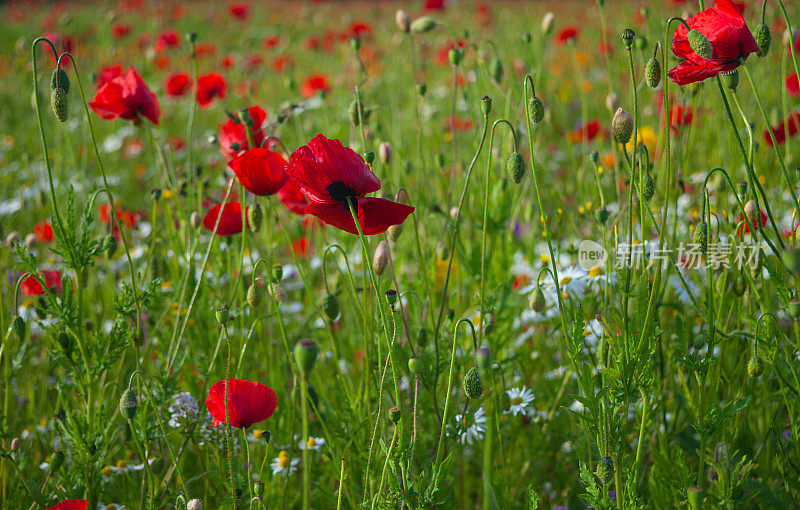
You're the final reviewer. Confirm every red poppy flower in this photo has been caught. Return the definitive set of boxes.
[46,500,87,510]
[284,135,415,235]
[195,42,217,57]
[21,270,63,296]
[263,36,281,49]
[763,111,800,147]
[164,72,192,97]
[221,55,235,70]
[556,27,578,45]
[229,3,249,19]
[437,40,466,66]
[277,179,309,215]
[112,24,131,39]
[424,0,447,10]
[34,221,53,243]
[219,105,267,161]
[196,73,227,108]
[272,55,294,73]
[96,65,123,88]
[206,378,277,428]
[228,149,289,196]
[737,210,767,235]
[569,120,601,143]
[203,202,248,236]
[155,30,180,52]
[350,22,372,39]
[787,73,799,97]
[89,67,161,125]
[669,105,694,129]
[301,74,330,98]
[667,0,760,86]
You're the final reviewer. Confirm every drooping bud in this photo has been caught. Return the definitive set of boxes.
[687,30,713,59]
[721,70,739,90]
[11,316,25,341]
[620,28,635,48]
[410,17,436,34]
[51,87,69,122]
[529,286,547,312]
[480,95,492,116]
[119,388,138,420]
[5,232,19,247]
[294,339,319,375]
[643,174,655,202]
[462,367,484,399]
[488,57,504,83]
[363,150,375,165]
[541,12,555,35]
[247,283,262,308]
[103,234,118,258]
[270,283,287,304]
[753,24,771,57]
[190,211,202,229]
[747,355,764,377]
[645,58,661,88]
[378,142,392,164]
[388,406,401,424]
[50,68,70,93]
[595,456,614,485]
[693,221,708,254]
[635,36,648,51]
[605,91,619,112]
[248,203,263,233]
[744,200,758,226]
[322,293,339,320]
[395,10,411,33]
[507,152,526,184]
[373,240,390,276]
[388,223,403,243]
[529,96,545,124]
[215,306,230,325]
[612,108,634,144]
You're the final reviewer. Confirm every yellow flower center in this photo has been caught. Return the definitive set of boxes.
[560,276,572,285]
[511,397,523,406]
[588,266,604,278]
[278,451,291,468]
[253,429,263,439]
[307,437,316,448]
[116,460,127,469]
[101,465,113,475]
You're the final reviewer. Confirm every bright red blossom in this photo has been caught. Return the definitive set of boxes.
[164,72,192,97]
[89,67,161,125]
[21,270,63,296]
[203,202,248,236]
[763,111,800,147]
[556,27,578,45]
[206,378,277,428]
[46,500,88,510]
[787,73,799,97]
[155,30,180,51]
[196,73,227,108]
[277,179,309,215]
[229,3,248,19]
[301,74,330,98]
[34,221,53,242]
[218,106,267,160]
[96,65,123,88]
[228,149,289,196]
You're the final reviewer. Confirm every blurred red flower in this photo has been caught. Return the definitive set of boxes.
[669,105,694,129]
[112,24,131,39]
[45,500,87,510]
[787,73,799,97]
[21,270,62,296]
[206,378,277,428]
[272,55,294,73]
[219,105,267,161]
[229,3,249,19]
[34,221,53,243]
[263,36,281,49]
[424,0,447,11]
[763,111,800,147]
[737,210,767,235]
[196,73,227,108]
[203,202,248,235]
[155,30,180,52]
[277,179,309,215]
[228,149,288,196]
[350,22,372,39]
[301,74,330,98]
[556,27,578,45]
[89,67,160,125]
[569,120,601,143]
[164,72,192,97]
[96,65,123,88]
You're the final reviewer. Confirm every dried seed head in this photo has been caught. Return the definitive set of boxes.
[373,240,390,276]
[480,95,492,116]
[612,108,634,144]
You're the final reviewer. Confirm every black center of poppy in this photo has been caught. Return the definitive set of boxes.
[326,180,357,203]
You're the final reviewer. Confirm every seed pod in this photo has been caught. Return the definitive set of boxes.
[529,96,545,123]
[215,306,230,325]
[248,203,263,233]
[294,339,319,375]
[462,367,484,399]
[119,389,138,420]
[271,264,283,282]
[721,70,739,90]
[378,142,392,164]
[11,316,25,341]
[395,10,411,33]
[254,481,265,497]
[247,283,262,308]
[529,286,546,312]
[754,24,771,57]
[744,200,758,226]
[363,151,375,165]
[747,355,764,377]
[408,356,421,375]
[385,289,398,305]
[51,68,71,93]
[595,456,614,485]
[51,87,68,122]
[612,108,634,144]
[507,152,526,184]
[687,30,713,59]
[620,28,635,48]
[388,406,401,424]
[488,57,504,83]
[480,95,492,116]
[271,283,287,304]
[372,240,390,276]
[103,234,118,258]
[645,58,661,88]
[410,16,436,34]
[643,174,655,202]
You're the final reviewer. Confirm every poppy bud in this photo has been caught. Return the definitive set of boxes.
[693,221,708,254]
[524,96,544,126]
[687,487,705,510]
[529,286,546,312]
[254,481,265,497]
[687,30,713,59]
[323,293,339,320]
[363,151,375,165]
[721,70,739,90]
[448,48,463,66]
[215,306,230,325]
[49,450,65,472]
[271,264,283,282]
[643,174,655,202]
[385,289,398,306]
[190,211,202,229]
[10,437,20,453]
[51,87,69,122]
[238,108,254,127]
[605,91,619,112]
[248,203,263,233]
[480,96,492,116]
[645,58,661,88]
[51,68,70,93]
[271,283,287,304]
[744,200,758,226]
[408,356,421,374]
[103,234,118,258]
[187,499,203,510]
[488,57,504,83]
[11,316,25,342]
[388,223,404,243]
[595,456,614,485]
[378,142,392,164]
[410,17,436,34]
[612,108,634,144]
[416,83,427,96]
[476,346,492,372]
[620,28,635,48]
[753,24,770,57]
[507,152,526,184]
[5,232,19,247]
[396,10,411,33]
[541,12,555,35]
[119,388,138,420]
[247,283,262,308]
[462,367,484,399]
[747,355,764,377]
[373,240,390,276]
[523,33,532,44]
[388,406,401,424]
[294,339,319,375]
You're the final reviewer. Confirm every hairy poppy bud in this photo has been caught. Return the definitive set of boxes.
[271,264,283,282]
[417,328,428,347]
[119,389,138,420]
[373,240,390,276]
[635,36,647,51]
[248,203,263,233]
[10,437,20,453]
[620,28,635,48]
[363,150,375,165]
[5,232,19,247]
[247,283,262,308]
[744,200,758,226]
[271,283,287,304]
[294,339,319,375]
[529,96,545,124]
[643,174,655,202]
[51,68,70,93]
[694,221,708,253]
[385,289,398,305]
[378,142,392,164]
[388,223,404,243]
[350,38,361,52]
[480,95,492,116]
[645,58,661,88]
[49,450,65,472]
[435,153,446,168]
[190,211,202,229]
[396,10,411,33]
[476,346,492,372]
[507,152,526,184]
[721,69,739,90]
[612,108,634,144]
[215,306,230,325]
[747,355,764,377]
[254,481,265,497]
[462,367,484,399]
[687,30,713,59]
[541,12,555,35]
[187,499,203,510]
[11,316,25,341]
[51,87,68,122]
[529,286,546,312]
[388,406,401,424]
[595,456,614,485]
[754,24,770,57]
[103,234,118,258]
[323,293,339,320]
[410,16,436,34]
[488,57,504,83]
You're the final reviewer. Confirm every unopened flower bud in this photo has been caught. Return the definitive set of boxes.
[5,232,19,247]
[595,456,614,485]
[694,221,708,253]
[373,240,390,276]
[254,481,265,496]
[410,16,436,34]
[462,367,484,399]
[754,24,770,57]
[744,200,758,226]
[408,356,421,374]
[294,339,319,375]
[529,96,545,123]
[248,203,264,233]
[435,153,446,168]
[363,150,375,165]
[119,388,138,420]
[51,68,70,93]
[448,48,463,66]
[416,83,427,96]
[350,38,361,52]
[215,306,230,325]
[529,286,546,312]
[507,152,526,184]
[612,108,634,144]
[541,12,555,35]
[247,283,262,308]
[643,174,655,202]
[57,331,73,354]
[323,293,339,320]
[25,233,36,248]
[190,211,202,229]
[396,10,411,33]
[270,283,287,303]
[378,142,392,164]
[51,87,68,122]
[11,316,25,341]
[645,58,661,88]
[103,234,118,258]
[747,355,764,377]
[388,223,404,243]
[687,30,713,59]
[595,207,610,224]
[476,346,492,372]
[349,100,363,126]
[605,91,619,112]
[271,264,283,282]
[10,437,20,453]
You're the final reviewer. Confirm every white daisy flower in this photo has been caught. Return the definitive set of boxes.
[298,436,325,451]
[453,407,487,445]
[505,386,535,416]
[271,451,300,477]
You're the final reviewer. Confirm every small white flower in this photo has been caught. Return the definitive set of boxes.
[505,386,535,416]
[453,407,487,445]
[271,451,300,477]
[298,436,325,451]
